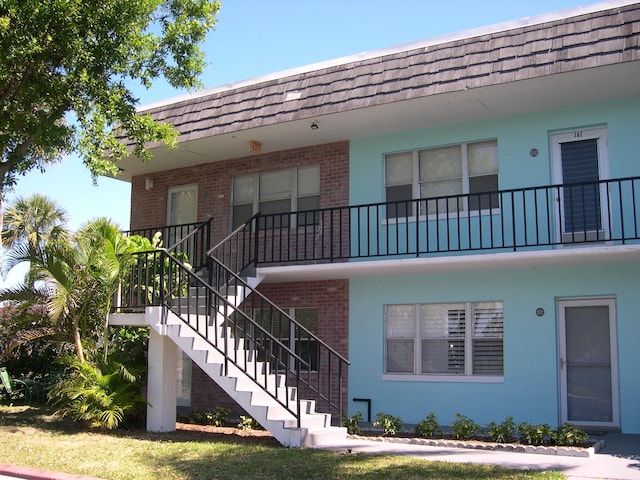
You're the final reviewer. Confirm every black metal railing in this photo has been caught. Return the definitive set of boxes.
[117,214,349,423]
[207,253,349,419]
[250,176,640,264]
[124,218,213,271]
[116,248,310,425]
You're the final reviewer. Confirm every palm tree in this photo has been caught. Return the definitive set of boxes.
[1,193,69,256]
[1,197,146,364]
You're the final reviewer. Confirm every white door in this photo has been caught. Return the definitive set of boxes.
[166,184,198,246]
[552,128,610,243]
[167,184,198,408]
[558,298,619,428]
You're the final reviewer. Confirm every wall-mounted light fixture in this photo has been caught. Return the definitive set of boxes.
[310,121,319,130]
[145,178,154,190]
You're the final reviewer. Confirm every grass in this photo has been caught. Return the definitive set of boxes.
[0,406,565,480]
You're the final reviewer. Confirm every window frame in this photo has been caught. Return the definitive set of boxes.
[231,165,320,230]
[383,301,504,383]
[384,140,499,222]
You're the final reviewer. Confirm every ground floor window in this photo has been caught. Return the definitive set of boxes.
[384,301,503,377]
[247,307,319,371]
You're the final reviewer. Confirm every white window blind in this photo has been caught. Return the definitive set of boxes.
[385,301,504,377]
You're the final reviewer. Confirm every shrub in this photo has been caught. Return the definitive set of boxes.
[450,413,481,440]
[517,422,553,446]
[341,411,363,435]
[553,423,589,446]
[486,416,516,443]
[48,358,146,430]
[373,412,403,436]
[191,406,231,427]
[237,415,261,431]
[416,412,443,438]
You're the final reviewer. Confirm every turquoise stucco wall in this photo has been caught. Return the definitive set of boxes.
[346,96,640,432]
[349,96,640,205]
[348,263,640,432]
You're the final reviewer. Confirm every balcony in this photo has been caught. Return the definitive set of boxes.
[211,177,640,274]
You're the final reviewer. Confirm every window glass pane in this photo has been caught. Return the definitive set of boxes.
[472,302,504,375]
[468,141,498,176]
[473,339,504,374]
[386,305,415,337]
[297,195,319,212]
[260,170,292,200]
[420,304,465,374]
[386,184,414,219]
[422,339,465,374]
[260,198,291,215]
[421,180,464,215]
[386,339,414,373]
[420,179,463,198]
[419,146,462,181]
[297,196,320,226]
[259,199,291,229]
[232,204,254,229]
[385,153,413,185]
[420,304,465,337]
[472,303,503,337]
[469,175,499,211]
[294,308,318,371]
[298,165,320,196]
[233,175,255,204]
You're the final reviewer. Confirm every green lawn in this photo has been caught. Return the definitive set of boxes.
[0,406,564,480]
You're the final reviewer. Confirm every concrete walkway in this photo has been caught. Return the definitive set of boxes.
[1,432,639,480]
[318,432,640,480]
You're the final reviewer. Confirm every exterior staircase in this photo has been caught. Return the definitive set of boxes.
[114,218,349,447]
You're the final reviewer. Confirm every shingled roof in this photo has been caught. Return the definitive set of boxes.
[132,2,640,147]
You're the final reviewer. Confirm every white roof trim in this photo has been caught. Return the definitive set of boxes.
[139,0,638,112]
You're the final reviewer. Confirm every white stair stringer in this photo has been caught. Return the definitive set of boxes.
[154,309,347,448]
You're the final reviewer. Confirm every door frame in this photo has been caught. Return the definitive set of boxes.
[551,127,610,244]
[557,297,620,428]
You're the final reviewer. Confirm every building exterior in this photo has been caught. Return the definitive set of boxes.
[111,0,640,443]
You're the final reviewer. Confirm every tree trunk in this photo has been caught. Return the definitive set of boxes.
[72,318,85,363]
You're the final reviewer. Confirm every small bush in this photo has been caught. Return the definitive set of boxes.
[341,411,363,435]
[450,413,481,440]
[373,412,403,436]
[416,412,443,438]
[486,416,516,443]
[553,423,589,446]
[191,406,231,427]
[237,415,261,431]
[517,422,553,446]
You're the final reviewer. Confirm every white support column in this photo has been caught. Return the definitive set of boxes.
[146,328,177,432]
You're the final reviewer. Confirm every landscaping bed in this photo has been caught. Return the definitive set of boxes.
[350,429,604,458]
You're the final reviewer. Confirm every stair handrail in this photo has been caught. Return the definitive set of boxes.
[167,216,213,252]
[207,213,260,275]
[160,251,307,424]
[209,255,350,366]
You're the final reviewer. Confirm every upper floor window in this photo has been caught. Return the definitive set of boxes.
[232,165,320,229]
[385,140,499,219]
[384,301,504,379]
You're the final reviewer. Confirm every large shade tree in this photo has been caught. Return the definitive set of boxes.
[0,0,220,244]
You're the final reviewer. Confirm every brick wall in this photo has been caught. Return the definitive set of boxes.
[190,279,349,418]
[131,141,351,419]
[130,141,349,241]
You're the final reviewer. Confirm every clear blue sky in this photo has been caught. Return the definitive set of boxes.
[8,0,599,232]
